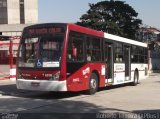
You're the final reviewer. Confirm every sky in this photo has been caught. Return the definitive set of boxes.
[39,0,160,29]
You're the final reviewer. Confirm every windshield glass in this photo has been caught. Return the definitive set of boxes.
[18,27,65,68]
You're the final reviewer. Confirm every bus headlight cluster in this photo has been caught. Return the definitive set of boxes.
[18,73,23,79]
[50,72,60,81]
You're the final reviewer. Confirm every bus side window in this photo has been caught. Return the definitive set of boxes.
[67,31,84,62]
[87,53,91,61]
[67,38,75,61]
[86,36,101,62]
[114,43,123,63]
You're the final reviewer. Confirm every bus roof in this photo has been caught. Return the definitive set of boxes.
[68,23,147,48]
[22,23,148,47]
[24,23,67,29]
[68,23,104,38]
[104,33,148,47]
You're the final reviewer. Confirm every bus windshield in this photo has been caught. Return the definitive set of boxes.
[18,28,65,69]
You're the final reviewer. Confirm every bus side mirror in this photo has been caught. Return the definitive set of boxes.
[72,47,77,58]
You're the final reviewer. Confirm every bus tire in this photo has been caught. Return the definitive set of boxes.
[132,71,139,86]
[87,73,98,95]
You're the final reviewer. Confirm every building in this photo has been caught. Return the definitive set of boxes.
[0,0,38,67]
[0,24,30,64]
[136,27,160,43]
[0,0,38,24]
[136,26,160,71]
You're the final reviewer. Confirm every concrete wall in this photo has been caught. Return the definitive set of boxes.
[149,50,160,70]
[0,65,10,77]
[150,58,160,70]
[24,0,38,24]
[7,0,20,24]
[0,24,31,32]
[6,0,38,24]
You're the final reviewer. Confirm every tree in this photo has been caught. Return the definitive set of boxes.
[77,0,142,39]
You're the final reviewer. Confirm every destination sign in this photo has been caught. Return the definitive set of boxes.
[28,27,64,35]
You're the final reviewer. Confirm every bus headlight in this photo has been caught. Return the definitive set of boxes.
[18,73,23,79]
[50,72,60,81]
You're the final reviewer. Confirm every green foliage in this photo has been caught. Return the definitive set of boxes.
[77,0,142,39]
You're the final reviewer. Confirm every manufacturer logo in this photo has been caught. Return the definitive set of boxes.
[82,67,90,75]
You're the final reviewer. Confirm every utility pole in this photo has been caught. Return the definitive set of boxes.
[9,37,13,69]
[9,36,17,81]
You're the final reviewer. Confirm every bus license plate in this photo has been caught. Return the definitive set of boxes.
[31,82,40,87]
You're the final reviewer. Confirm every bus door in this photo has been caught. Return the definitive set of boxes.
[105,42,114,83]
[124,46,131,81]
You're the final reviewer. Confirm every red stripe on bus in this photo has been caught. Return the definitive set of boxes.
[131,70,145,72]
[115,70,145,73]
[114,71,125,73]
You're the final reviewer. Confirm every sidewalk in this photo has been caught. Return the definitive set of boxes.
[0,65,10,80]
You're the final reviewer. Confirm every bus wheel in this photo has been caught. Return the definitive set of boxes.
[132,71,139,86]
[87,73,98,95]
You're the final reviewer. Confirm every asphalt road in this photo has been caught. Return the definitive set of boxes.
[0,73,160,119]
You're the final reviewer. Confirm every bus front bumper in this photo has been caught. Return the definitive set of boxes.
[16,79,67,91]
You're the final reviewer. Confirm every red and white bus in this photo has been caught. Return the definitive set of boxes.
[16,23,148,94]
